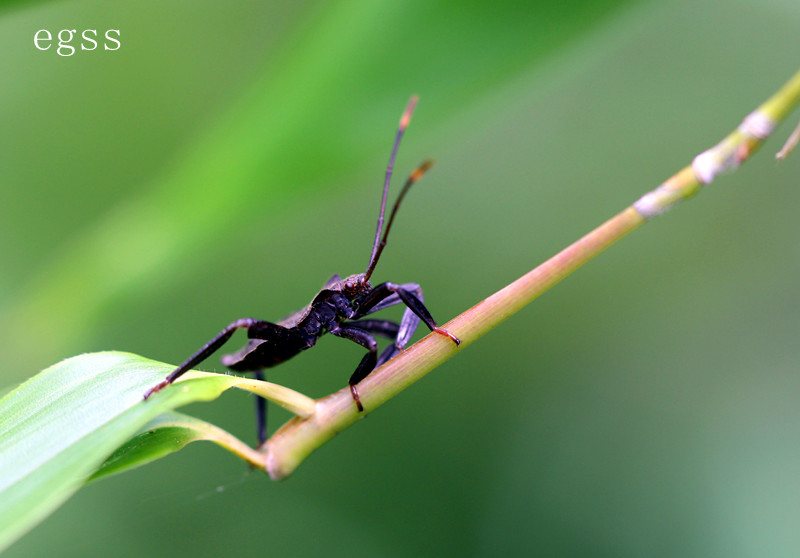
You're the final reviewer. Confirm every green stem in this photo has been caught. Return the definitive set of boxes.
[264,67,800,480]
[178,371,317,417]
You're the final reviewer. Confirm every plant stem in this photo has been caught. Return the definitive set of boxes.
[179,371,316,417]
[264,68,800,480]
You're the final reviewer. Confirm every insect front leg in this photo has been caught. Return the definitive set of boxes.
[143,318,260,399]
[357,282,461,346]
[353,286,424,366]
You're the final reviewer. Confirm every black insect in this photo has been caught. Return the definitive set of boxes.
[144,97,460,443]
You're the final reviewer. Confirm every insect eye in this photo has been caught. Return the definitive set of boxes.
[345,281,354,290]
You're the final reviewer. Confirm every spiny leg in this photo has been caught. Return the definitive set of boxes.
[329,324,379,412]
[144,318,261,399]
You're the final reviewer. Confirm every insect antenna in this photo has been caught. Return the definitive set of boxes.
[365,158,434,281]
[364,96,429,282]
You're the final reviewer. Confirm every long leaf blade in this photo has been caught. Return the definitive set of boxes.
[90,411,264,482]
[0,352,253,552]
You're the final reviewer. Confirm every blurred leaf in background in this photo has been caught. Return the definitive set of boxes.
[2,0,800,556]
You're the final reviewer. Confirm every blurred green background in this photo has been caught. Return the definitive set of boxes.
[2,0,800,556]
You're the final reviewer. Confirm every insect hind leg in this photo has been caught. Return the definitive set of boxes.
[253,369,267,446]
[144,318,260,399]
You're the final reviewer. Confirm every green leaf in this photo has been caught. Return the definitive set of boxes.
[89,411,263,482]
[0,352,264,553]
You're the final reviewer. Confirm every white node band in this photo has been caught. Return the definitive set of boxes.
[739,110,776,140]
[633,183,682,219]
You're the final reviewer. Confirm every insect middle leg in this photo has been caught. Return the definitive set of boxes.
[346,318,403,368]
[328,323,386,411]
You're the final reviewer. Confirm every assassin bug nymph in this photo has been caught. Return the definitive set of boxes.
[144,97,461,443]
